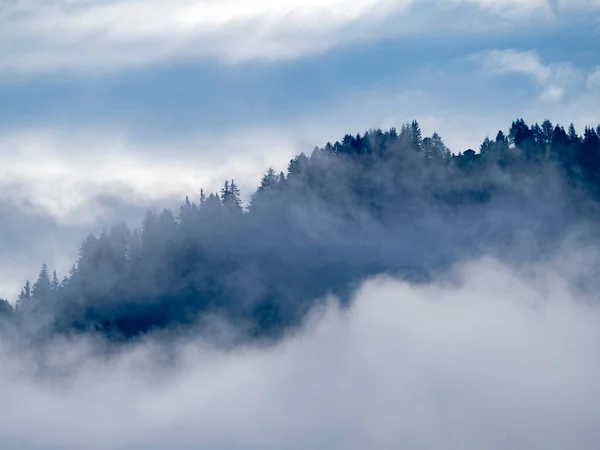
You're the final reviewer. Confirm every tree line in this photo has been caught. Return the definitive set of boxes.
[2,118,600,340]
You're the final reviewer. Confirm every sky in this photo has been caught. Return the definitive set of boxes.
[2,0,600,298]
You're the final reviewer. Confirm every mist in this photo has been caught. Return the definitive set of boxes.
[1,255,599,450]
[3,120,600,340]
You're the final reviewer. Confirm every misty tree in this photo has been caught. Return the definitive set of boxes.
[541,119,554,147]
[221,180,243,215]
[178,195,196,225]
[32,264,52,303]
[410,120,423,151]
[52,270,60,291]
[423,132,450,160]
[479,136,493,155]
[568,123,581,144]
[0,299,12,318]
[200,189,206,207]
[7,117,600,340]
[15,280,31,314]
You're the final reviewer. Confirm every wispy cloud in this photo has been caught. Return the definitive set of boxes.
[0,127,299,223]
[0,0,564,76]
[0,0,410,75]
[587,67,600,92]
[476,49,584,102]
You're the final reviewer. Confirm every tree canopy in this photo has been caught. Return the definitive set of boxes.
[4,118,600,341]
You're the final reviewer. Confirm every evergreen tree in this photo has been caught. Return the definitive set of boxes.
[509,119,534,148]
[0,299,12,318]
[12,118,600,340]
[16,281,31,313]
[410,120,423,151]
[32,264,51,303]
[480,136,493,154]
[423,132,449,159]
[221,180,243,214]
[220,180,230,203]
[541,119,554,146]
[288,153,309,177]
[52,270,59,291]
[200,189,206,207]
[258,168,279,193]
[129,229,144,273]
[178,195,195,224]
[568,123,581,144]
[495,130,509,152]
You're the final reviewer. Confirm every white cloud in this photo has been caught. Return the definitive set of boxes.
[477,49,584,103]
[0,0,411,74]
[587,67,600,92]
[0,0,560,75]
[451,0,550,17]
[1,256,600,449]
[480,49,552,83]
[0,127,297,224]
[558,0,600,10]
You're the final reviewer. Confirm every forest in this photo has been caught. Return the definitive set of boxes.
[2,118,600,341]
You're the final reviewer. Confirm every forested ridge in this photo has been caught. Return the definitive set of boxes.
[2,118,600,341]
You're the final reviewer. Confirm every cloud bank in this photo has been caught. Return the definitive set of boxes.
[0,0,575,76]
[1,256,599,449]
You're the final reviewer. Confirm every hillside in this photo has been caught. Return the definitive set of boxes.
[3,118,600,340]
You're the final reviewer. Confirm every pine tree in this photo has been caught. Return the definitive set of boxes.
[52,270,59,291]
[530,123,543,145]
[541,119,554,146]
[200,189,206,207]
[509,119,533,148]
[220,180,230,204]
[32,264,51,303]
[221,180,243,214]
[229,180,243,214]
[129,229,144,268]
[410,120,423,151]
[0,299,12,318]
[288,153,308,177]
[495,131,509,152]
[480,137,493,154]
[258,168,279,193]
[203,192,223,216]
[423,132,449,159]
[16,280,31,313]
[178,195,195,224]
[568,123,581,144]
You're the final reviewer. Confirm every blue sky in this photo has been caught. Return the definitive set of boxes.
[1,0,600,298]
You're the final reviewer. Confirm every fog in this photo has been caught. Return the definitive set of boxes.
[2,119,600,448]
[1,255,599,450]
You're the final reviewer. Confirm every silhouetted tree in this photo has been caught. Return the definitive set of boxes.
[0,298,12,316]
[16,280,31,314]
[32,264,51,304]
[9,118,600,340]
[221,180,243,214]
[410,120,423,151]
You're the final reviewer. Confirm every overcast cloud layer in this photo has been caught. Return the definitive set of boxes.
[0,0,560,74]
[1,256,600,449]
[1,0,600,75]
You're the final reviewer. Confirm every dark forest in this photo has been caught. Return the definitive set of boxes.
[3,118,600,342]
